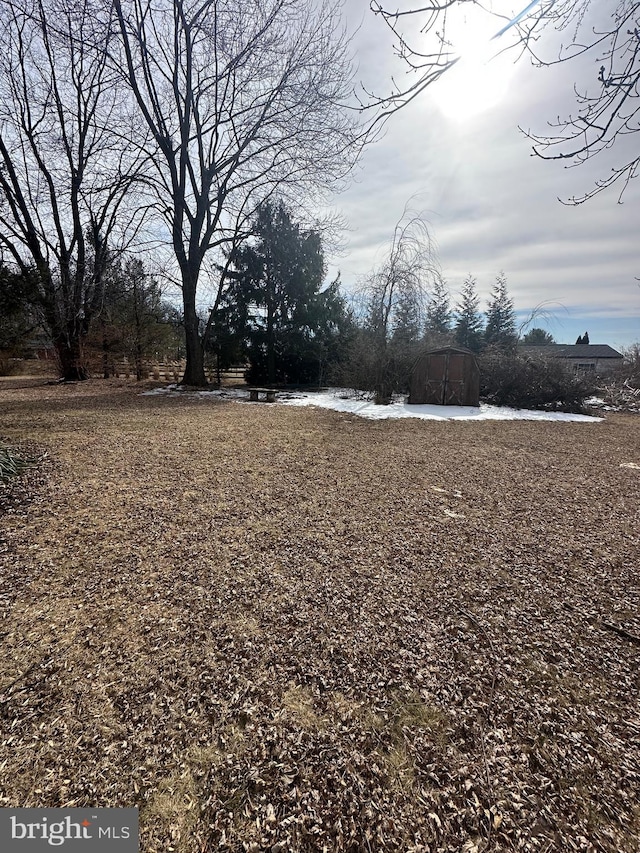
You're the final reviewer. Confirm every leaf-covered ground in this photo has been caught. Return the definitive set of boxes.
[0,379,638,852]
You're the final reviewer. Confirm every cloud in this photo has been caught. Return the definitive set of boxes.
[327,6,639,343]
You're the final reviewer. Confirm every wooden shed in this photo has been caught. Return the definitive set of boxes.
[409,346,480,406]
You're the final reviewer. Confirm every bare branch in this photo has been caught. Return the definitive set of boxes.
[367,0,640,202]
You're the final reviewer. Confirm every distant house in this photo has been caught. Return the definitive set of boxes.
[520,344,623,375]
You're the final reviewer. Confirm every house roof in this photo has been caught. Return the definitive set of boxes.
[520,344,623,359]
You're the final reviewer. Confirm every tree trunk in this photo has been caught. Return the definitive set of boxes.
[181,294,207,386]
[101,318,111,378]
[135,341,144,382]
[54,334,89,381]
[266,297,276,386]
[133,276,144,382]
[215,346,221,386]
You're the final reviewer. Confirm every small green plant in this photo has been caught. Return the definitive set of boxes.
[0,443,29,483]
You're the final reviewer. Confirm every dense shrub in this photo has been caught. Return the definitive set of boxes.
[610,343,640,389]
[479,348,597,412]
[596,344,640,412]
[331,328,423,403]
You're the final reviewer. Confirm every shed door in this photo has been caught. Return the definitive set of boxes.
[443,352,467,405]
[424,353,448,405]
[424,351,467,405]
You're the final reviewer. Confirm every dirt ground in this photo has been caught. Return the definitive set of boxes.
[0,379,638,852]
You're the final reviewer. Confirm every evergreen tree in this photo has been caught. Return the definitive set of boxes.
[310,276,357,386]
[575,334,584,345]
[425,276,451,336]
[221,200,347,385]
[484,272,517,349]
[583,331,590,344]
[454,275,484,352]
[206,300,246,384]
[391,288,422,348]
[522,327,555,345]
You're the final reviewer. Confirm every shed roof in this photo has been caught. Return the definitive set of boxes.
[520,344,623,359]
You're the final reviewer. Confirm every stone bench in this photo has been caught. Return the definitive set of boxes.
[247,387,277,403]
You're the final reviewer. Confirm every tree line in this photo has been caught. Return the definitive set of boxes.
[0,254,182,379]
[346,268,555,405]
[2,192,614,414]
[2,195,563,393]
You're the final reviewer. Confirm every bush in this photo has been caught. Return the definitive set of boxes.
[610,343,640,389]
[332,329,423,403]
[479,348,597,412]
[596,345,640,412]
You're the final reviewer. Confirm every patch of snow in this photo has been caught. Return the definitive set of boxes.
[279,390,602,423]
[140,385,603,422]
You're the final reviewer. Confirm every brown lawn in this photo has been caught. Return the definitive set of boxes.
[0,379,639,852]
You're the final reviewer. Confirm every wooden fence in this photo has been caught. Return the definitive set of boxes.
[110,361,248,383]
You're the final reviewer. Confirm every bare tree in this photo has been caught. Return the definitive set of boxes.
[0,0,145,379]
[356,208,439,403]
[368,0,640,202]
[112,0,365,386]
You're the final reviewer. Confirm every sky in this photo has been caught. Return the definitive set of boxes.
[324,0,640,350]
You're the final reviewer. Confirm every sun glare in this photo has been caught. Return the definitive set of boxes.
[429,4,519,120]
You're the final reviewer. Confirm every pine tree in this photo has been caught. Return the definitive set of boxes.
[522,327,555,345]
[454,275,484,352]
[484,272,517,349]
[425,277,451,335]
[312,277,356,386]
[583,331,590,344]
[221,200,343,385]
[391,288,422,349]
[576,334,584,345]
